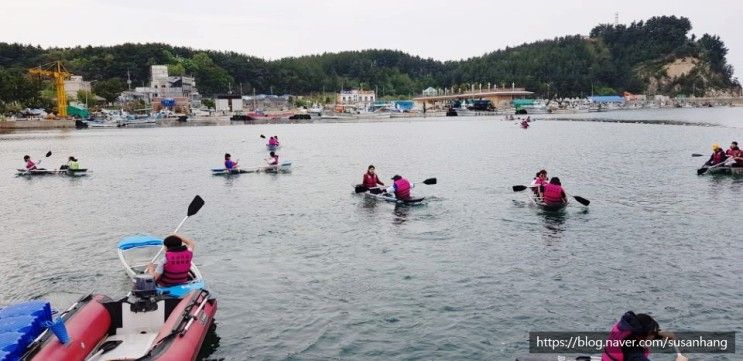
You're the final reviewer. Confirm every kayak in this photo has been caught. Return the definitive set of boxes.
[20,289,216,361]
[701,165,743,175]
[117,235,205,298]
[266,144,280,151]
[354,185,425,205]
[211,161,292,175]
[529,192,567,211]
[211,168,252,176]
[16,169,89,177]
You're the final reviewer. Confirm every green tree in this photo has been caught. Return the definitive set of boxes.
[93,78,125,103]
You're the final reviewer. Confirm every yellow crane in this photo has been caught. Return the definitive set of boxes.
[28,61,71,117]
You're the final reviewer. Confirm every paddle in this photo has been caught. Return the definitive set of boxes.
[24,151,52,174]
[691,153,704,157]
[356,177,437,194]
[260,134,266,139]
[150,195,205,263]
[511,184,590,206]
[697,158,730,175]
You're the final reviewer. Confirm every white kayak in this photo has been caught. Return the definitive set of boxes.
[16,168,89,177]
[117,235,205,298]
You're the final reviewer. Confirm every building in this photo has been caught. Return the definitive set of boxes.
[336,90,376,112]
[214,94,243,113]
[413,85,534,109]
[64,76,91,99]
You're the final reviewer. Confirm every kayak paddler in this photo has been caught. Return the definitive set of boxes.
[530,169,548,196]
[705,144,728,166]
[362,165,385,189]
[725,141,743,167]
[267,151,279,166]
[602,311,685,361]
[268,136,279,146]
[540,177,567,205]
[224,153,239,171]
[146,234,195,286]
[385,175,413,200]
[61,156,80,170]
[23,155,38,171]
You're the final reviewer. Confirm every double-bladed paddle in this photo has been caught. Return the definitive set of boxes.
[697,159,730,175]
[150,195,205,263]
[511,184,590,206]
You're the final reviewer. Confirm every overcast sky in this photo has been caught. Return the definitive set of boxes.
[3,0,741,79]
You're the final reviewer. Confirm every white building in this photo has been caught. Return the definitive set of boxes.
[336,90,376,112]
[149,65,198,99]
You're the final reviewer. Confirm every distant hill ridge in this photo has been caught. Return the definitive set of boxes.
[0,15,738,107]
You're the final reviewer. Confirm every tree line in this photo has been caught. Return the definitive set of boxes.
[0,15,738,114]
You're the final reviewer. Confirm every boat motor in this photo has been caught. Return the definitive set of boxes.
[130,274,159,312]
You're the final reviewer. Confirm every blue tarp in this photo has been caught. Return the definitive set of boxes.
[394,101,414,111]
[588,96,624,103]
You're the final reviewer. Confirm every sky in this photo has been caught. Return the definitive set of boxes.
[2,0,741,79]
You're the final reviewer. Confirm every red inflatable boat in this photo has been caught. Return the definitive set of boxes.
[21,286,216,361]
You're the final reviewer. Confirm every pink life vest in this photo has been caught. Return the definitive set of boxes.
[533,177,547,186]
[602,321,650,361]
[711,150,725,164]
[268,137,278,146]
[394,178,412,199]
[26,160,37,170]
[268,155,279,165]
[159,249,192,286]
[542,183,564,204]
[363,172,380,188]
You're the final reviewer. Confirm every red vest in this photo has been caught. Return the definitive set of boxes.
[394,178,412,199]
[363,173,380,188]
[712,150,725,163]
[602,321,650,361]
[542,183,564,204]
[160,249,192,285]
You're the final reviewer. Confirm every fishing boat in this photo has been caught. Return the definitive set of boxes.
[19,284,216,360]
[117,235,205,298]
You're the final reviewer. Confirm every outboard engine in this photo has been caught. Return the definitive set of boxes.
[130,274,159,312]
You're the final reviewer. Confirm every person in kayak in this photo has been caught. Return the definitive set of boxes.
[266,151,279,167]
[146,234,195,286]
[268,136,279,146]
[385,175,413,200]
[530,169,548,196]
[67,156,80,170]
[224,153,239,171]
[705,144,728,166]
[362,165,385,189]
[540,177,567,205]
[602,311,684,361]
[23,155,38,170]
[725,141,743,167]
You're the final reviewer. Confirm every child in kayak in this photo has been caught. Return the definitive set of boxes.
[268,136,279,147]
[385,175,413,200]
[60,156,80,170]
[146,234,195,286]
[530,169,548,197]
[23,155,38,170]
[362,165,385,189]
[266,151,279,166]
[224,153,239,172]
[540,177,567,205]
[603,311,685,361]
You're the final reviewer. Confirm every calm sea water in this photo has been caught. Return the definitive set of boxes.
[1,108,742,360]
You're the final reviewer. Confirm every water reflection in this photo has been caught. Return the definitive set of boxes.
[539,209,567,240]
[197,322,221,360]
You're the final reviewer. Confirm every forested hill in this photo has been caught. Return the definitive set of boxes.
[0,15,738,106]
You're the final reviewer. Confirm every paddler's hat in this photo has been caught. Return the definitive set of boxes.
[391,175,402,181]
[712,143,721,150]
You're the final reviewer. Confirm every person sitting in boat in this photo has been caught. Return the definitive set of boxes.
[603,311,685,361]
[224,153,239,171]
[362,165,385,190]
[266,151,279,167]
[705,144,728,166]
[385,175,413,200]
[23,155,38,170]
[147,234,195,286]
[540,177,567,205]
[268,136,279,146]
[725,141,743,167]
[60,156,80,170]
[530,169,548,196]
